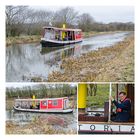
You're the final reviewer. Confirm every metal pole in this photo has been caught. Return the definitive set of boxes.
[108,83,112,122]
[116,84,118,102]
[78,84,87,109]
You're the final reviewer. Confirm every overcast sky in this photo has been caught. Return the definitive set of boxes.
[31,6,134,23]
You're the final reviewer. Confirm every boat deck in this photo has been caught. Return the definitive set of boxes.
[79,121,134,125]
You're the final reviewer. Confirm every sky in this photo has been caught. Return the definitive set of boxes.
[31,6,134,23]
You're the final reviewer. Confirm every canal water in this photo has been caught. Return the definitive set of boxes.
[6,32,130,82]
[6,109,77,134]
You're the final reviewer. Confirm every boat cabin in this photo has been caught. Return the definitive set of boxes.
[78,84,135,134]
[14,97,71,113]
[40,26,82,47]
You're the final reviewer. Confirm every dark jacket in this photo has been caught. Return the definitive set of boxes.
[112,98,131,122]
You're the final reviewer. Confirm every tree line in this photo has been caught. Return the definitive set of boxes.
[6,6,134,37]
[6,84,77,99]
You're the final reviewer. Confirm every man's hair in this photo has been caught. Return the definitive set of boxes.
[119,91,127,96]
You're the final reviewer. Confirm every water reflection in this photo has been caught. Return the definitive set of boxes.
[6,32,129,82]
[6,109,77,129]
[41,43,82,63]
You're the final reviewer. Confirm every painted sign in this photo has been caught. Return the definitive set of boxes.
[78,123,135,134]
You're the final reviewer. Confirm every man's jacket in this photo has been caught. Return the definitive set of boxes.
[113,98,131,122]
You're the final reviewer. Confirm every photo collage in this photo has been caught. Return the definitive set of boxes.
[5,3,135,136]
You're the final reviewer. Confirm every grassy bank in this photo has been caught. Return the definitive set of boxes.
[82,31,123,38]
[6,32,99,46]
[6,31,122,47]
[6,35,41,46]
[48,33,134,82]
[6,99,14,110]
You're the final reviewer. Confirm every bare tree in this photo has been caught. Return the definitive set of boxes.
[52,7,78,27]
[6,6,134,37]
[6,6,29,36]
[77,13,95,32]
[88,84,97,96]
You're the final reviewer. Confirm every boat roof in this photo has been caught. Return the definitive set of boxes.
[15,97,68,101]
[43,26,82,32]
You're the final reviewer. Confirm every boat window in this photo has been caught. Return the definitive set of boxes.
[42,100,47,106]
[44,29,55,39]
[52,100,58,106]
[15,101,21,107]
[64,99,69,109]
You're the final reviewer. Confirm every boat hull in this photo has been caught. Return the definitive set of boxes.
[40,38,82,47]
[13,106,73,114]
[78,122,135,134]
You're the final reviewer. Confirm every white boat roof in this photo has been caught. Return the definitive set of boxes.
[43,26,82,32]
[15,97,68,101]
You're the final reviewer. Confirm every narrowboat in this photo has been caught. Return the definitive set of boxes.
[78,84,135,134]
[13,97,73,114]
[40,26,82,47]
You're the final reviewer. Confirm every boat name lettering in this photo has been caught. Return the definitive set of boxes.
[78,124,135,133]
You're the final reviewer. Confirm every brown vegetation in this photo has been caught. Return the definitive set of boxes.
[48,34,134,82]
[6,99,14,110]
[6,35,41,46]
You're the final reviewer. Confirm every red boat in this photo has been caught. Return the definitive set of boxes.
[40,26,82,47]
[13,97,73,113]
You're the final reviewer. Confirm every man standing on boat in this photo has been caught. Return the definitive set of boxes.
[110,91,131,122]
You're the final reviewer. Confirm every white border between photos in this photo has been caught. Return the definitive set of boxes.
[0,0,139,140]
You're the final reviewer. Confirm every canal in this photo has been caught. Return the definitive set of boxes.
[6,109,77,134]
[6,32,130,82]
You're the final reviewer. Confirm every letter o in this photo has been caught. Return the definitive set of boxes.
[90,125,96,131]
